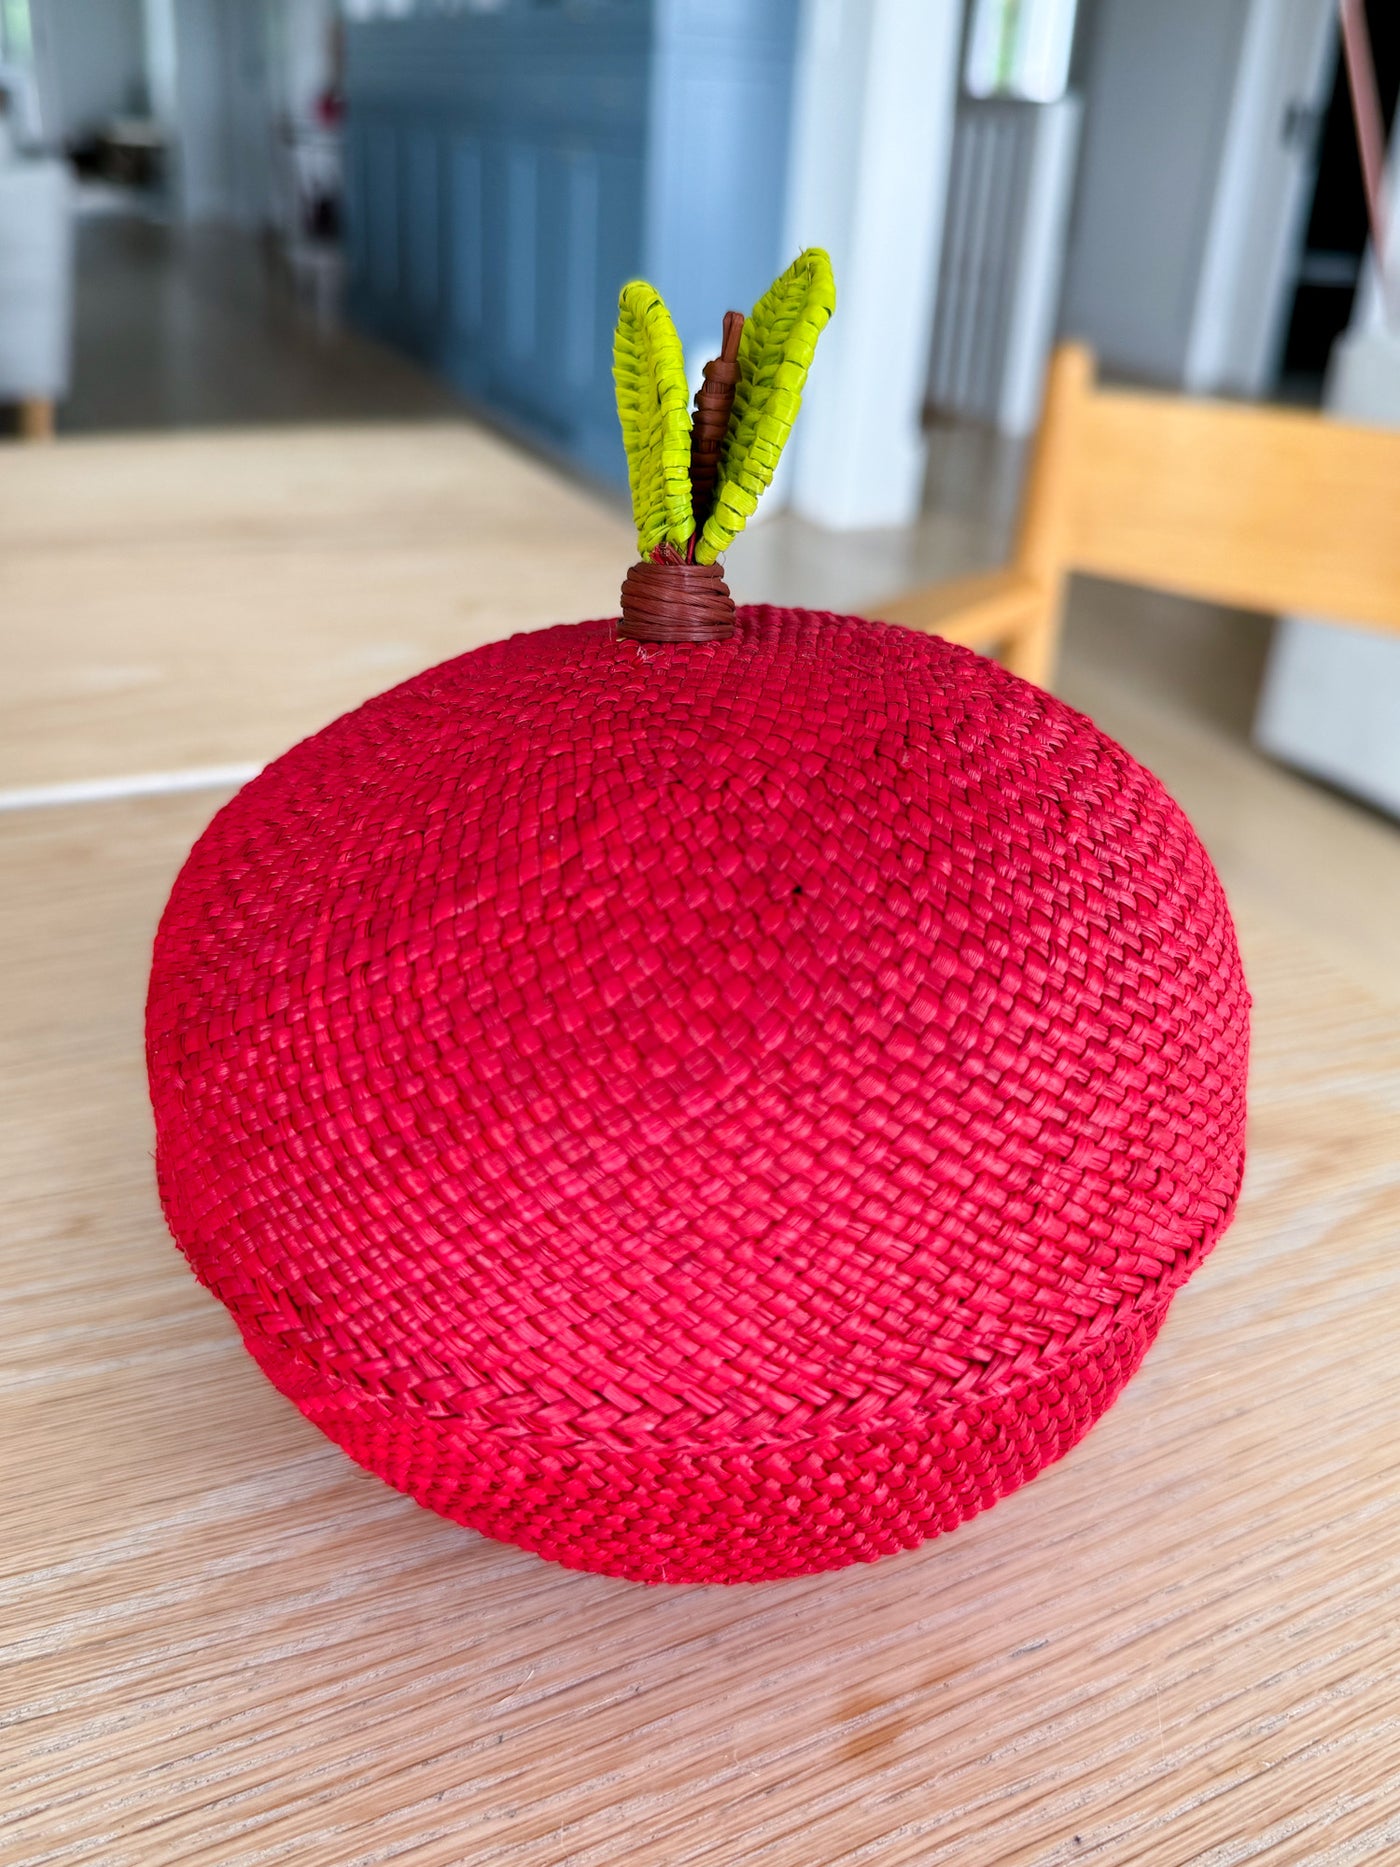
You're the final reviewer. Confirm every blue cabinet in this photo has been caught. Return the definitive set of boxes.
[344,0,799,486]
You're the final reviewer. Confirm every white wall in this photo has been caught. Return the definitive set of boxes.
[173,0,273,226]
[30,0,147,144]
[141,0,178,129]
[1062,0,1339,396]
[267,0,338,124]
[170,0,333,228]
[1184,0,1334,396]
[1059,0,1251,383]
[783,0,963,530]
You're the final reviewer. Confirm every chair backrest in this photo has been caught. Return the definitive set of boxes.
[1020,344,1400,636]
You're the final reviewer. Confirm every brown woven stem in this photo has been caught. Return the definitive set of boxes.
[618,549,735,644]
[689,310,743,531]
[617,312,743,645]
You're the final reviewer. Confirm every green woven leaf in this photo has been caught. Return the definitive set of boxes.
[695,249,836,565]
[613,281,693,555]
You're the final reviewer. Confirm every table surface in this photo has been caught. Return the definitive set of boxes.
[3,426,1399,1867]
[0,422,631,798]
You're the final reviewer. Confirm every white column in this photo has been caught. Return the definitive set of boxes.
[142,0,180,128]
[782,0,963,532]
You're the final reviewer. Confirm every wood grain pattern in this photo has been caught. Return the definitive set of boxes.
[1070,386,1400,633]
[0,424,632,794]
[4,669,1400,1862]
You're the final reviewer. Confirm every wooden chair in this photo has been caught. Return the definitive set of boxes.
[874,343,1400,688]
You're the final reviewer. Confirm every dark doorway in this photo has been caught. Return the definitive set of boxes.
[1277,0,1400,397]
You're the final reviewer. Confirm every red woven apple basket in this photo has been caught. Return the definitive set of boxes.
[147,259,1248,1584]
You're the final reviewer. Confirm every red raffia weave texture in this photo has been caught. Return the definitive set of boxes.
[147,606,1249,1585]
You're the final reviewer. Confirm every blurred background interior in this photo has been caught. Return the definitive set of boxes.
[1,0,1398,827]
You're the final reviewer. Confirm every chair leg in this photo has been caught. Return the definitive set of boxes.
[1001,589,1064,690]
[17,398,56,441]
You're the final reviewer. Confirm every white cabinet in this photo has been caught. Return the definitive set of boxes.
[0,158,73,403]
[1254,326,1400,818]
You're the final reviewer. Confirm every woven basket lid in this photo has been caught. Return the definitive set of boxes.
[147,606,1248,1583]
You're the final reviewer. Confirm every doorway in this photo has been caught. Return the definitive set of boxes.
[1275,0,1400,400]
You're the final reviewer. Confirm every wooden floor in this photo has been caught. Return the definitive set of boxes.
[61,216,464,435]
[3,411,1399,1863]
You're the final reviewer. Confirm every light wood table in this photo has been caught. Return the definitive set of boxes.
[0,424,631,799]
[3,429,1399,1865]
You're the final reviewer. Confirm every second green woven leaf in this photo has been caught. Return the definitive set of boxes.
[697,249,836,564]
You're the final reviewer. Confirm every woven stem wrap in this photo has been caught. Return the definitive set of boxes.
[618,554,735,644]
[689,310,744,528]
